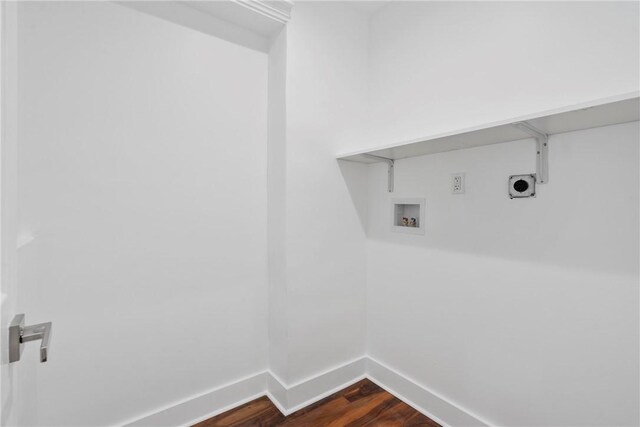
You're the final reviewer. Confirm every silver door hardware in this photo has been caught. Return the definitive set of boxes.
[9,314,52,363]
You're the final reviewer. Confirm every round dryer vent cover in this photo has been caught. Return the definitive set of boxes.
[509,174,536,198]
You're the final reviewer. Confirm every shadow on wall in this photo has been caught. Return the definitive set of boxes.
[337,160,368,235]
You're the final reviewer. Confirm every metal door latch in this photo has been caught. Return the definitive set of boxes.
[9,314,52,363]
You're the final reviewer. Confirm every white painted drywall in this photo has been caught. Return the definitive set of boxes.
[267,27,289,383]
[281,1,370,385]
[0,3,26,426]
[16,3,268,425]
[368,1,640,146]
[367,123,639,426]
[10,1,640,425]
[365,2,640,425]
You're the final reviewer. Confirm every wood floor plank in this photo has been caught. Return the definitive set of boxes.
[279,396,351,426]
[359,400,440,427]
[193,379,441,427]
[342,379,384,402]
[342,395,403,427]
[194,396,285,427]
[323,391,397,426]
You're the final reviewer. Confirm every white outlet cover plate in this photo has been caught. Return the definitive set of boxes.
[452,173,465,194]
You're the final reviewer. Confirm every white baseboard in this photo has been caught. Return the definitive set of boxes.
[122,372,268,427]
[122,357,489,427]
[274,357,367,415]
[366,357,492,427]
[266,372,289,412]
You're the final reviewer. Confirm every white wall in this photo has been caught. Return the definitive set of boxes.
[0,3,22,426]
[365,2,639,426]
[368,1,640,145]
[280,1,370,385]
[267,27,289,382]
[367,123,639,426]
[17,3,268,425]
[10,1,640,425]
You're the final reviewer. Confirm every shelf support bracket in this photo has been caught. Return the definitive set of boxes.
[362,154,394,192]
[514,121,549,184]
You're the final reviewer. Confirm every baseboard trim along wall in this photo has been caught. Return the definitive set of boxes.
[366,358,493,427]
[123,357,490,427]
[123,372,269,427]
[277,357,367,414]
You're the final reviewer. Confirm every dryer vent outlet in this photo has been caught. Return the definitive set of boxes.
[509,174,536,199]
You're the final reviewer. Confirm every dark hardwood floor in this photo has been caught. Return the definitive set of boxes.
[194,379,440,426]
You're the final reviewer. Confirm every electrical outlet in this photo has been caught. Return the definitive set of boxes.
[452,173,465,194]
